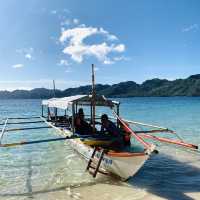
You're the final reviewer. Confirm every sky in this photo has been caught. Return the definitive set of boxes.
[0,0,200,91]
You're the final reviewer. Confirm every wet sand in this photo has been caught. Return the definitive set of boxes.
[1,181,200,200]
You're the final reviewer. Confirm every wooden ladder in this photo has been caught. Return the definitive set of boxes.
[86,147,108,178]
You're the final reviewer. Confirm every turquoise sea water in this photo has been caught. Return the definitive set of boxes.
[0,97,200,200]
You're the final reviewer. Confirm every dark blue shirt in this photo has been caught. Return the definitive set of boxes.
[101,120,121,137]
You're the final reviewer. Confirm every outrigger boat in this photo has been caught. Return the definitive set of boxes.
[40,94,156,180]
[39,95,198,180]
[0,65,199,181]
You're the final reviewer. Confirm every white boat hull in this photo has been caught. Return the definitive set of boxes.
[61,129,154,180]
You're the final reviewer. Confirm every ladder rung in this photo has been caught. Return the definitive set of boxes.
[89,166,109,176]
[86,147,97,170]
[86,147,108,178]
[93,149,105,177]
[90,158,99,165]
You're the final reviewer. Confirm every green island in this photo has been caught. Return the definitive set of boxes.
[1,74,200,99]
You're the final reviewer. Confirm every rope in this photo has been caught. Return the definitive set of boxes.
[173,131,184,142]
[112,110,151,149]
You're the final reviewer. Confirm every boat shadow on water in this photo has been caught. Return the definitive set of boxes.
[129,151,200,200]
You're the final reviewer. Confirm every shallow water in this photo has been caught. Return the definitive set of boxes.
[0,98,200,200]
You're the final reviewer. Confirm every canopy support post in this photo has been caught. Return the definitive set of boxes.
[41,105,44,117]
[75,103,78,114]
[117,104,120,128]
[90,102,93,124]
[55,108,57,122]
[72,103,75,134]
[47,107,50,120]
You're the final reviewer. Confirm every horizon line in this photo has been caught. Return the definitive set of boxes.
[0,73,199,92]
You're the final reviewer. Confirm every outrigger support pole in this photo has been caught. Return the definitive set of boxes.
[0,126,52,132]
[140,133,198,150]
[0,121,44,126]
[2,116,40,120]
[0,136,77,148]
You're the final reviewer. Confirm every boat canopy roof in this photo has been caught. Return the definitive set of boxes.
[42,95,119,110]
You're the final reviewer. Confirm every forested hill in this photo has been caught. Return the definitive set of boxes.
[1,74,200,99]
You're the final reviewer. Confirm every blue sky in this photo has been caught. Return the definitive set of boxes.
[0,0,200,90]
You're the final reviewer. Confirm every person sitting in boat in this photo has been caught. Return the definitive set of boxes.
[119,121,131,146]
[100,114,124,149]
[74,108,93,135]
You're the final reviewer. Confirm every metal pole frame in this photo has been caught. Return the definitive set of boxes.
[90,101,93,124]
[47,107,50,120]
[55,108,57,121]
[41,105,44,117]
[75,103,78,114]
[64,109,67,119]
[71,103,75,134]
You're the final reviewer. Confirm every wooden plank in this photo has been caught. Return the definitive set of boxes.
[0,118,8,144]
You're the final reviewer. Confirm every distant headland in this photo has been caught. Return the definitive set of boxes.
[1,74,200,99]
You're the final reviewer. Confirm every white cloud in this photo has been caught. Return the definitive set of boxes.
[16,47,34,60]
[99,27,118,41]
[113,44,125,52]
[73,18,79,25]
[61,19,71,26]
[103,59,114,65]
[58,59,70,66]
[25,54,32,60]
[61,18,80,27]
[182,24,199,32]
[59,25,125,64]
[113,56,130,61]
[60,26,97,44]
[12,64,24,68]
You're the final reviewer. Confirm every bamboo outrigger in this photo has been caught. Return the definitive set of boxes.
[0,64,199,180]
